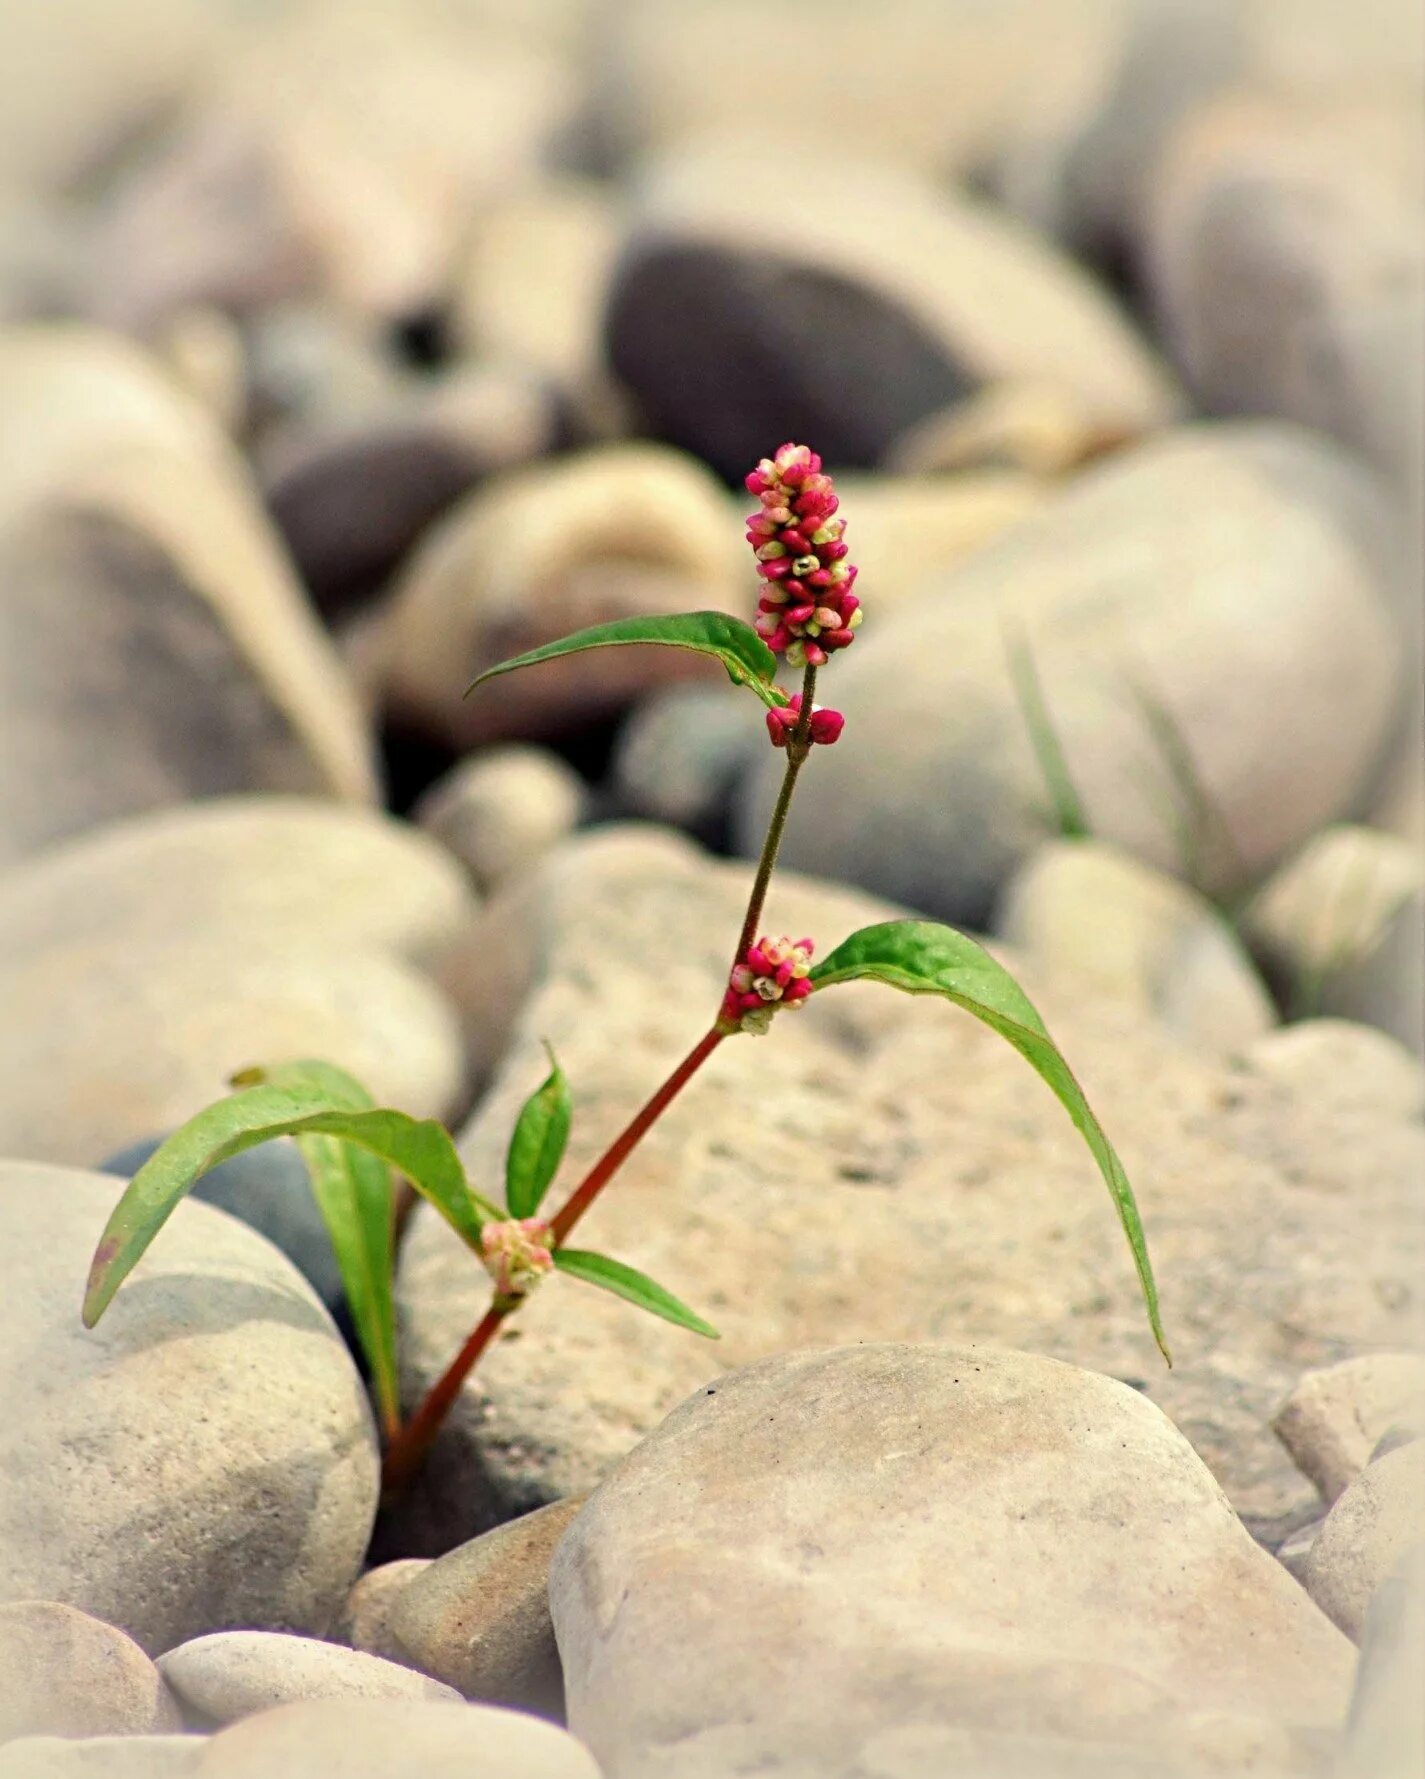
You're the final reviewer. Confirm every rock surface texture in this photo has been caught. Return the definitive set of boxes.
[398,828,1425,1551]
[156,1632,460,1725]
[550,1343,1355,1779]
[0,1602,182,1744]
[0,797,471,1163]
[0,327,375,866]
[0,1166,378,1654]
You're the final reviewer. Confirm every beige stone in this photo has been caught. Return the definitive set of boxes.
[1303,1443,1425,1640]
[157,1633,459,1725]
[334,1563,431,1665]
[380,445,745,748]
[397,827,1425,1553]
[0,326,375,822]
[1274,1356,1425,1506]
[996,839,1276,1053]
[195,1697,602,1779]
[551,1343,1354,1778]
[1246,1022,1425,1124]
[0,1167,377,1655]
[0,1602,182,1744]
[391,1500,584,1713]
[415,749,587,896]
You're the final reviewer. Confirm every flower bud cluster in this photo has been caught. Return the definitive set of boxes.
[480,1217,554,1304]
[765,692,845,749]
[719,935,815,1035]
[745,444,861,668]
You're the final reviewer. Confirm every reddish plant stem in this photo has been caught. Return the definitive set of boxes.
[384,663,819,1488]
[381,1302,506,1497]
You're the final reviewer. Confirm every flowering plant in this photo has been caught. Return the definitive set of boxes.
[83,444,1168,1494]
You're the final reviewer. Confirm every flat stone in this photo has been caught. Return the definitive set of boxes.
[334,1563,431,1665]
[738,424,1405,924]
[995,839,1276,1053]
[0,1602,182,1743]
[1273,1355,1425,1505]
[0,1166,378,1655]
[0,1737,203,1777]
[1303,1441,1425,1640]
[195,1698,603,1779]
[398,828,1425,1552]
[551,1343,1354,1779]
[605,138,1176,482]
[157,1633,460,1725]
[390,1500,584,1713]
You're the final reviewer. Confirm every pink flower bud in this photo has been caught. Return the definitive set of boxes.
[718,933,817,1034]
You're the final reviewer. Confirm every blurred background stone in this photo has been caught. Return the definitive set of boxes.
[414,746,587,895]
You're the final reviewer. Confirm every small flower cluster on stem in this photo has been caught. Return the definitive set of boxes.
[719,935,815,1035]
[747,443,862,668]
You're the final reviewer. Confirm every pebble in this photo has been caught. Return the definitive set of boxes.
[1302,1441,1425,1640]
[1273,1354,1425,1505]
[156,1632,460,1726]
[415,748,587,896]
[390,1499,585,1714]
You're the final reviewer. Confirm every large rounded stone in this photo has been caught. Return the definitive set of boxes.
[379,446,744,748]
[0,326,375,867]
[0,797,476,971]
[156,1633,459,1725]
[995,838,1276,1054]
[1145,95,1424,499]
[551,1343,1354,1778]
[195,1698,602,1779]
[0,1166,378,1654]
[0,1602,182,1743]
[606,138,1178,481]
[398,828,1424,1553]
[738,424,1405,924]
[0,794,471,1165]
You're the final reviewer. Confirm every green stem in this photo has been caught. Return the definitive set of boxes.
[735,662,817,956]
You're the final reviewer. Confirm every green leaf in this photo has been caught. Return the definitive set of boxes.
[83,1077,499,1330]
[251,1063,400,1438]
[1005,625,1090,841]
[467,612,791,712]
[553,1248,720,1339]
[505,1043,572,1220]
[809,921,1170,1364]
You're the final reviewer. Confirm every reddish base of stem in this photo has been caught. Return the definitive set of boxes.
[380,1304,505,1499]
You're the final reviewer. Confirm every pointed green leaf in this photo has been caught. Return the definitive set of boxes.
[83,1077,499,1330]
[467,612,791,711]
[810,921,1169,1364]
[552,1248,720,1339]
[249,1063,400,1438]
[505,1043,572,1220]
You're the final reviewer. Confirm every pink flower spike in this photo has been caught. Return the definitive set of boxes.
[743,443,860,664]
